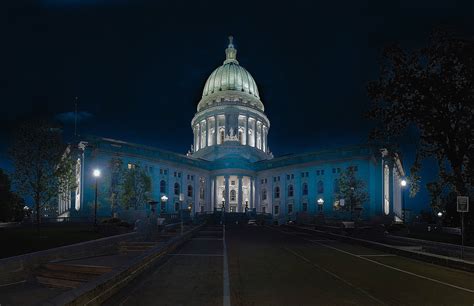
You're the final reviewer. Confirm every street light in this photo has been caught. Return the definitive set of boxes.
[160,195,168,214]
[400,178,408,222]
[437,211,443,218]
[93,169,101,226]
[317,198,324,205]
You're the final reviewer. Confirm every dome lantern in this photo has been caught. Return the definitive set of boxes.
[224,36,238,64]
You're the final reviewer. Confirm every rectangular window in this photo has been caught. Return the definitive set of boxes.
[288,204,293,214]
[178,172,181,178]
[160,169,163,175]
[287,174,290,180]
[337,168,341,173]
[332,168,336,174]
[127,163,135,170]
[317,170,320,175]
[291,174,294,179]
[321,170,324,175]
[273,177,276,182]
[301,173,305,177]
[274,205,279,215]
[164,169,168,175]
[231,180,235,186]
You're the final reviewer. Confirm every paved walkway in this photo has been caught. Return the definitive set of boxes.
[106,225,474,306]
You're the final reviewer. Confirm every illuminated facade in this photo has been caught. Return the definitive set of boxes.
[60,37,405,223]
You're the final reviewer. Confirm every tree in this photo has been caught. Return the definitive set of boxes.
[0,169,25,222]
[336,167,369,220]
[9,120,75,230]
[367,29,473,196]
[367,29,473,236]
[120,165,151,210]
[109,157,124,217]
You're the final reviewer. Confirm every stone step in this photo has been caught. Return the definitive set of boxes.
[119,241,157,246]
[44,263,112,275]
[119,245,154,251]
[36,275,84,289]
[36,268,99,282]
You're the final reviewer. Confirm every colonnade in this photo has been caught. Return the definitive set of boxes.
[193,114,268,153]
[211,175,255,212]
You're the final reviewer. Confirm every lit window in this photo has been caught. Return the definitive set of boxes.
[128,163,135,170]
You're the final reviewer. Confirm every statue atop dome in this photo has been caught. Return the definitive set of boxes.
[224,35,238,64]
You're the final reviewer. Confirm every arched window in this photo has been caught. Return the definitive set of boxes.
[274,186,280,199]
[262,188,267,200]
[334,179,340,194]
[174,183,180,195]
[200,187,205,200]
[187,185,193,197]
[302,183,308,195]
[288,185,294,197]
[317,180,324,194]
[230,190,236,201]
[160,180,166,193]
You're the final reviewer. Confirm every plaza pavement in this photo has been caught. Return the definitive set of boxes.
[106,224,474,306]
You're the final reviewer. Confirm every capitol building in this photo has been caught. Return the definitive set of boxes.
[59,37,405,223]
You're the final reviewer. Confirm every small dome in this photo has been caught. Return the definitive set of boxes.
[202,37,260,99]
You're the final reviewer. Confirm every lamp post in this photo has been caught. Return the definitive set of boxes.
[160,195,168,215]
[400,179,407,223]
[93,169,101,226]
[317,198,324,214]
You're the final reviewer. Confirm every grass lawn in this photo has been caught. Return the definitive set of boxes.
[0,224,117,259]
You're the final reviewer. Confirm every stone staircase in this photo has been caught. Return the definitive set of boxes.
[119,241,157,253]
[36,263,112,288]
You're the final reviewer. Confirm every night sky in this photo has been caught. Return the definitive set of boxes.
[1,0,473,211]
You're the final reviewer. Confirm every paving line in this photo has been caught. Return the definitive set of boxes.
[223,224,231,306]
[283,247,387,306]
[269,226,474,294]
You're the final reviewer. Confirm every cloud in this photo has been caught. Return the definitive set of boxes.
[56,111,93,123]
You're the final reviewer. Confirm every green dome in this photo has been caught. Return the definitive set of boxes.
[202,36,260,99]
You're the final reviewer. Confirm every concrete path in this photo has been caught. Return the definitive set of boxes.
[105,224,474,306]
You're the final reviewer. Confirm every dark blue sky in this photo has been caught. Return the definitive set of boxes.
[1,0,473,211]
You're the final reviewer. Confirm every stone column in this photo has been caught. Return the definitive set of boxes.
[197,124,201,151]
[245,115,249,146]
[206,117,210,147]
[214,115,218,146]
[254,120,257,148]
[250,177,254,210]
[225,175,230,212]
[211,177,215,212]
[238,176,243,212]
